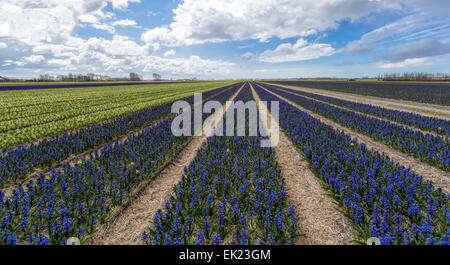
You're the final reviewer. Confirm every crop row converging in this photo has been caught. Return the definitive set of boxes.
[0,83,242,245]
[254,83,449,245]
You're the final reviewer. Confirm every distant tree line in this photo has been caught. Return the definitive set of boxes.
[0,72,189,83]
[56,73,110,82]
[378,72,450,81]
[1,72,145,82]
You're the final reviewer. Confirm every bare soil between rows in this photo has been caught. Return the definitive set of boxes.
[1,115,170,198]
[267,85,446,138]
[263,82,450,120]
[1,86,236,197]
[1,84,239,152]
[250,83,357,245]
[88,84,245,245]
[257,84,450,194]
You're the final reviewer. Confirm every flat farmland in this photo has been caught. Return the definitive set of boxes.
[269,80,450,106]
[0,81,448,246]
[0,81,188,91]
[0,81,236,147]
[2,0,450,251]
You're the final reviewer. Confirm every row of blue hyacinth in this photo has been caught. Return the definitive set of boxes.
[254,84,449,245]
[268,81,449,106]
[0,84,241,245]
[0,83,240,187]
[257,84,449,172]
[142,84,299,245]
[269,84,449,136]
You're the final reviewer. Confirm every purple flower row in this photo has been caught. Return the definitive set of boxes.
[0,84,240,186]
[0,83,242,245]
[259,83,449,171]
[254,84,449,245]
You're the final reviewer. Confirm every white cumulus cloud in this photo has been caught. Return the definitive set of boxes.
[23,55,45,64]
[241,52,254,62]
[0,1,140,46]
[21,34,232,77]
[143,56,235,77]
[110,0,140,10]
[91,23,115,34]
[141,0,390,47]
[111,19,139,27]
[378,57,433,68]
[259,38,335,63]
[163,49,176,57]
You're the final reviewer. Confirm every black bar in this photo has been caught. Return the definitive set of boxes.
[1,245,445,264]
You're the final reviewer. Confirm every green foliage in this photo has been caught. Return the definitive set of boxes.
[0,82,236,147]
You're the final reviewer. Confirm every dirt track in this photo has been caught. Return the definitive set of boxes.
[256,83,450,194]
[89,84,244,245]
[1,86,237,197]
[250,83,357,245]
[263,82,450,120]
[267,85,445,139]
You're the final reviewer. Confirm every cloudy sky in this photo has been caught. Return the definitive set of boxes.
[1,0,449,79]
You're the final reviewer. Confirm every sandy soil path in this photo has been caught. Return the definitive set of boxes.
[1,114,174,197]
[89,83,245,245]
[263,82,450,120]
[250,83,357,245]
[1,84,241,152]
[1,86,237,197]
[256,83,450,194]
[266,84,446,139]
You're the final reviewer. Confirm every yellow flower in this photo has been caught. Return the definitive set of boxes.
[226,148,230,153]
[77,160,82,165]
[350,143,355,147]
[130,162,135,167]
[136,170,140,175]
[129,121,132,124]
[437,153,440,157]
[438,127,442,130]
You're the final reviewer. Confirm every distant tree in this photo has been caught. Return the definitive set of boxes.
[87,73,95,81]
[130,72,141,81]
[380,72,449,81]
[152,73,162,81]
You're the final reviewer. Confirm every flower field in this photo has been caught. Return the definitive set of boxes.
[0,81,448,246]
[0,83,240,187]
[269,81,450,106]
[269,84,449,136]
[0,81,186,91]
[143,84,298,245]
[0,82,242,245]
[253,83,449,245]
[257,83,449,171]
[0,81,236,147]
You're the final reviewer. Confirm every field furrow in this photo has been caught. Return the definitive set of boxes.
[250,83,356,245]
[0,83,243,245]
[265,84,449,137]
[89,83,245,245]
[0,82,237,147]
[268,81,450,106]
[254,83,449,245]
[256,83,450,193]
[0,84,240,197]
[0,83,239,188]
[142,83,299,245]
[257,83,449,172]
